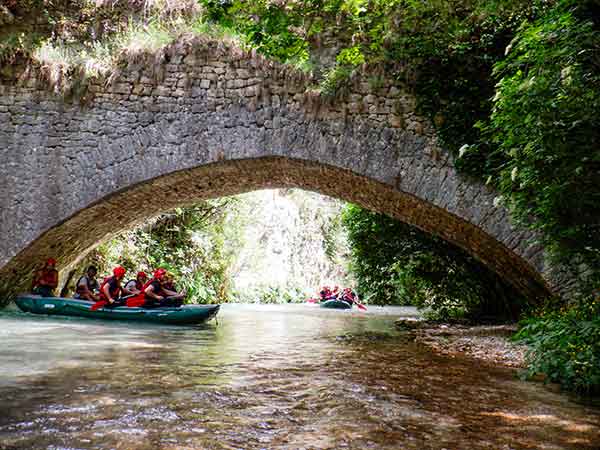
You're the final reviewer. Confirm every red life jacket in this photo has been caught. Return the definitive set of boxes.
[36,269,58,288]
[98,276,122,301]
[125,277,157,307]
[91,276,124,311]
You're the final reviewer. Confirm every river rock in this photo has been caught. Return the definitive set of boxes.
[394,318,426,330]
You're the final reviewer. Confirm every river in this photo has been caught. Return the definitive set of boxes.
[0,304,598,449]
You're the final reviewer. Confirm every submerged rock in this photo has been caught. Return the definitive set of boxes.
[394,318,427,330]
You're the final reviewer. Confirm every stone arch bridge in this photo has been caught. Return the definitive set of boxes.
[0,36,571,302]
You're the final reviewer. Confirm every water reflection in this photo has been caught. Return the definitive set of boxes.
[0,304,598,449]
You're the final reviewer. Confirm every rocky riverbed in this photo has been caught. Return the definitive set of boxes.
[395,319,527,369]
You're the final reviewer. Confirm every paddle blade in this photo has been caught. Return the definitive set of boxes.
[357,303,367,311]
[90,300,107,311]
[126,293,146,308]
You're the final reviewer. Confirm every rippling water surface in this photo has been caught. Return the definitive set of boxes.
[0,303,598,450]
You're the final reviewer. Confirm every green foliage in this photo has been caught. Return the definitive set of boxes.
[341,204,522,320]
[1,0,202,66]
[514,295,600,395]
[389,253,485,321]
[7,2,599,289]
[0,30,45,63]
[321,214,345,263]
[316,44,365,96]
[196,0,600,294]
[84,200,239,304]
[475,0,600,278]
[116,19,177,54]
[336,45,364,66]
[198,0,311,63]
[319,64,354,97]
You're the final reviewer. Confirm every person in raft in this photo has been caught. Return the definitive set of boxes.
[144,268,186,308]
[163,272,179,292]
[99,266,135,307]
[73,265,100,302]
[123,271,148,295]
[340,287,357,306]
[31,258,59,297]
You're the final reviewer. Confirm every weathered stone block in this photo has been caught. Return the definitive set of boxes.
[109,83,132,95]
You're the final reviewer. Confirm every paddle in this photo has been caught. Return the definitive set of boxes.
[356,302,367,311]
[126,293,146,307]
[90,300,108,311]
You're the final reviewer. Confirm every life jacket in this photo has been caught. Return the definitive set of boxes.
[341,289,355,302]
[126,277,158,307]
[98,276,122,301]
[124,279,143,292]
[320,288,331,300]
[75,275,98,295]
[36,268,58,288]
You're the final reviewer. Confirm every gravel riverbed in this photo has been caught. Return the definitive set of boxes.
[396,320,528,369]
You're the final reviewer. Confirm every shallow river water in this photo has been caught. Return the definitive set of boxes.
[0,303,599,450]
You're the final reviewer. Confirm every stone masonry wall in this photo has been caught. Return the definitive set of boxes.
[0,35,576,302]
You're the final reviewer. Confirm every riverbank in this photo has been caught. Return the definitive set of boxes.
[395,319,527,369]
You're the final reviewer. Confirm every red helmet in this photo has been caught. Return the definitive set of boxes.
[113,266,126,278]
[46,258,57,266]
[137,271,148,279]
[154,268,167,280]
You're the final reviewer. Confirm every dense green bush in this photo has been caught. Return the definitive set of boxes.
[78,200,239,304]
[341,204,523,320]
[514,296,600,395]
[475,0,600,280]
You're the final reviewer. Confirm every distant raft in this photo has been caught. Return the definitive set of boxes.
[319,299,353,309]
[14,295,220,325]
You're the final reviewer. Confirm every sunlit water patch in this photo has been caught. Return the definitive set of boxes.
[0,304,598,449]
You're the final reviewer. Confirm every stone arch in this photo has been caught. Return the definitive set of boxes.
[0,36,570,301]
[0,157,549,301]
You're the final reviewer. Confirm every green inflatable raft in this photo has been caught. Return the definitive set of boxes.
[320,299,352,309]
[14,295,220,325]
